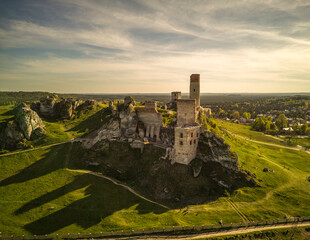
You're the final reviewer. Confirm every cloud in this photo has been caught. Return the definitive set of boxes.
[0,0,309,93]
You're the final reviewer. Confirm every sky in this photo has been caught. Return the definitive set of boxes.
[0,0,310,93]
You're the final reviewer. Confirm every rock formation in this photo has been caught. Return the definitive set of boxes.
[39,96,57,117]
[197,132,239,172]
[31,96,92,120]
[15,104,46,140]
[1,104,46,149]
[54,99,73,120]
[119,103,138,138]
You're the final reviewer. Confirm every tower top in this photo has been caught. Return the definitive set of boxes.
[190,74,200,83]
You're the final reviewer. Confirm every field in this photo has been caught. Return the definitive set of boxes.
[0,116,309,236]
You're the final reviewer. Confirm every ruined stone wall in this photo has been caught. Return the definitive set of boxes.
[173,125,201,165]
[171,92,181,102]
[190,74,200,109]
[176,99,196,126]
[145,101,157,109]
[199,107,212,118]
[136,108,162,141]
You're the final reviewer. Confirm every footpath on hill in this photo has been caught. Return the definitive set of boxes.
[227,131,310,155]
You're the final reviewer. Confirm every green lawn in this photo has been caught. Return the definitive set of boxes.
[0,119,309,236]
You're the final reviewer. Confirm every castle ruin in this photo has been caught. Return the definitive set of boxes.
[90,74,209,166]
[171,74,201,164]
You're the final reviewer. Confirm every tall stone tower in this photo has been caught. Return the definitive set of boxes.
[189,74,200,109]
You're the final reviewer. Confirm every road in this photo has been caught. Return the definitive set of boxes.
[105,221,310,240]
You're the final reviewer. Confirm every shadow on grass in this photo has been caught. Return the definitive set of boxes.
[0,144,66,187]
[18,173,167,235]
[2,108,18,116]
[0,143,167,235]
[65,110,104,137]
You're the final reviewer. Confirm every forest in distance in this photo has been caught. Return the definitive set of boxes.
[1,91,310,106]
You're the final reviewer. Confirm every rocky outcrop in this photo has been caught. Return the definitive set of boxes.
[197,132,239,172]
[15,104,46,140]
[124,96,135,105]
[31,96,85,120]
[199,106,212,118]
[82,116,121,149]
[54,99,73,119]
[1,104,46,148]
[79,140,252,207]
[39,96,57,117]
[4,120,24,142]
[119,104,138,138]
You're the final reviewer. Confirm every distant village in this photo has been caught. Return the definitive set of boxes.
[212,97,310,136]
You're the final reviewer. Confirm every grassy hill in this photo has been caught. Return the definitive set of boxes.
[0,119,309,236]
[0,103,108,154]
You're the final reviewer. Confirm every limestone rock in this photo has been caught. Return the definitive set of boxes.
[124,96,135,106]
[190,158,203,177]
[16,104,46,140]
[55,100,73,119]
[119,106,138,138]
[39,96,57,117]
[197,132,239,172]
[82,117,121,149]
[4,120,24,142]
[199,106,212,118]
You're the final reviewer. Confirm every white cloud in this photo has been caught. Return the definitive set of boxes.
[0,0,309,92]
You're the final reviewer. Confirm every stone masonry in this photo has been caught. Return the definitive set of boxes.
[171,91,181,102]
[172,99,201,165]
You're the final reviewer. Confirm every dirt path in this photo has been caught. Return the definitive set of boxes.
[113,222,310,240]
[227,199,249,223]
[67,169,170,210]
[230,132,310,155]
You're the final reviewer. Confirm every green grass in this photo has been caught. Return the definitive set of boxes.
[0,104,107,152]
[288,137,310,149]
[214,119,290,146]
[0,119,309,236]
[0,105,16,123]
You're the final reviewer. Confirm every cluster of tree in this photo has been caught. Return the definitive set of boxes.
[251,116,278,134]
[217,108,251,120]
[212,96,310,120]
[251,114,309,135]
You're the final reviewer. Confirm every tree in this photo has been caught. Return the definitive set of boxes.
[275,114,288,130]
[251,117,266,132]
[301,123,309,135]
[231,111,240,119]
[242,112,251,119]
[218,108,227,119]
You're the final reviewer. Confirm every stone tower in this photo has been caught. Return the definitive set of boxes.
[171,91,181,102]
[189,74,200,109]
